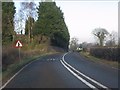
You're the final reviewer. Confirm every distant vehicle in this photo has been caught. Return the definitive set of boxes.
[76,47,83,52]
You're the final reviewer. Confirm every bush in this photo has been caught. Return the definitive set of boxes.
[2,47,24,71]
[2,43,64,71]
[90,47,119,61]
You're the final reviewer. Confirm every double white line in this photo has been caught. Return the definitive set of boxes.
[60,53,109,90]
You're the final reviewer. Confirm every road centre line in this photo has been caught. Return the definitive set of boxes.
[60,60,98,89]
[61,53,109,89]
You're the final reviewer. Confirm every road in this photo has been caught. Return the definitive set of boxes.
[3,52,118,89]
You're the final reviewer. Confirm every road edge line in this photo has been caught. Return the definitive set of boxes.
[62,53,109,89]
[1,58,41,89]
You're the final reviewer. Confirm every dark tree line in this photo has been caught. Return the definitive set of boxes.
[2,2,70,51]
[2,2,16,45]
[32,2,70,50]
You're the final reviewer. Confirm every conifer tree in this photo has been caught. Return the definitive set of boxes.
[2,2,16,44]
[33,2,70,50]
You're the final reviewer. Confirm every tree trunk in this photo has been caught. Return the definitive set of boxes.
[100,38,103,46]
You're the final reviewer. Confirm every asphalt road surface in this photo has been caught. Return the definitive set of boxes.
[3,52,118,89]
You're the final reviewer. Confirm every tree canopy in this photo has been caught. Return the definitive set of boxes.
[92,28,109,46]
[25,17,35,35]
[69,37,79,51]
[2,2,70,51]
[2,2,16,45]
[33,2,70,50]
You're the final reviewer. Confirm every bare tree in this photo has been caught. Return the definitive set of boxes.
[106,31,118,46]
[118,37,120,47]
[19,2,37,43]
[14,12,25,34]
[92,28,109,46]
[69,37,79,51]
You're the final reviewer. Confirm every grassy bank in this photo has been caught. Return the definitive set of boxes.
[2,43,64,86]
[80,51,119,69]
[2,53,48,85]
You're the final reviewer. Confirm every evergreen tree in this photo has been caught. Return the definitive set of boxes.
[33,2,70,50]
[2,2,16,45]
[25,19,29,35]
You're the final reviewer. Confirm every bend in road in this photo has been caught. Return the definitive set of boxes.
[2,52,118,89]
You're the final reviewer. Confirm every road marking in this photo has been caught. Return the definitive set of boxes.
[111,67,119,70]
[1,58,41,89]
[61,53,109,89]
[60,60,98,89]
[47,58,55,61]
[53,59,55,61]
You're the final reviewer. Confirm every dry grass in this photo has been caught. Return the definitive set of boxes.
[80,51,118,69]
[2,43,63,85]
[2,54,44,85]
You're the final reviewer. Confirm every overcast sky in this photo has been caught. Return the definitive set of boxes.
[14,0,118,43]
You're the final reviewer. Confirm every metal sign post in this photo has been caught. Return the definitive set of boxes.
[18,47,21,62]
[15,40,23,63]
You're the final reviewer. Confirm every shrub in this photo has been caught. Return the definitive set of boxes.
[90,47,119,61]
[2,47,23,71]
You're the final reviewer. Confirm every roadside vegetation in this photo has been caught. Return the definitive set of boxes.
[2,1,119,86]
[69,28,119,69]
[2,1,70,85]
[2,47,60,85]
[80,51,119,69]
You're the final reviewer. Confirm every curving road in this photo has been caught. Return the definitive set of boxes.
[3,52,118,89]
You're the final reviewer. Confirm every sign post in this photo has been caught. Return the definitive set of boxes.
[19,48,20,61]
[15,40,23,62]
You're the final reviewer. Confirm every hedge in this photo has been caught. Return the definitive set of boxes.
[90,47,119,61]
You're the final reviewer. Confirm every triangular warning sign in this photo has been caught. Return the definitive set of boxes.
[15,40,23,48]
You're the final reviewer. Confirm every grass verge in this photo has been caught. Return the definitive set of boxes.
[80,51,119,69]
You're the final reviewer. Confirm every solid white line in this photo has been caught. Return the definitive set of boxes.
[62,53,108,89]
[1,58,40,89]
[60,60,98,89]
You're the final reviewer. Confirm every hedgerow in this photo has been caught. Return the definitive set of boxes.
[90,47,119,61]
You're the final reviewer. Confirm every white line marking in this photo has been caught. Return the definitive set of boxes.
[62,53,108,89]
[1,58,41,89]
[111,67,119,70]
[53,59,55,61]
[60,60,98,89]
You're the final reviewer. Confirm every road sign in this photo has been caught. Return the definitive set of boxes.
[15,40,23,62]
[15,40,23,48]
